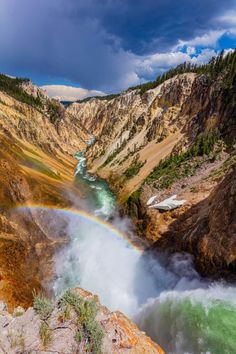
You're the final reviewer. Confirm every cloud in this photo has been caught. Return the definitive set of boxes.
[175,30,225,49]
[0,0,235,92]
[42,85,105,101]
[134,48,220,83]
[135,52,190,81]
[0,0,136,92]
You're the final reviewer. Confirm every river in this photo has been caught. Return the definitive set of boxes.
[49,151,236,354]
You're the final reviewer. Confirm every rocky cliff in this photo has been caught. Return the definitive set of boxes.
[151,163,236,279]
[67,51,236,278]
[68,73,196,197]
[0,77,93,309]
[0,89,89,157]
[0,288,163,354]
[0,76,165,352]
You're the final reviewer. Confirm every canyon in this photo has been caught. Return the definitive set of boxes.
[0,50,235,353]
[67,54,236,278]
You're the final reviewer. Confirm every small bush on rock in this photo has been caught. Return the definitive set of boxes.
[33,292,54,320]
[39,322,52,347]
[60,290,104,354]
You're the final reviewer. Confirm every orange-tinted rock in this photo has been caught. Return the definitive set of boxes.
[153,164,236,279]
[0,287,165,354]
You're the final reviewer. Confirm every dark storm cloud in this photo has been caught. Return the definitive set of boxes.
[0,0,235,91]
[93,0,236,53]
[0,0,137,90]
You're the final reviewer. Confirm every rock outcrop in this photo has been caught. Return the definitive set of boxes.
[0,82,91,309]
[152,164,236,279]
[0,89,89,156]
[0,288,164,354]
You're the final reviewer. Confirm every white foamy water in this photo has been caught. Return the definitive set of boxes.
[53,213,162,316]
[52,154,236,354]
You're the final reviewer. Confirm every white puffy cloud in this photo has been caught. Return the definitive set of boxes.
[42,85,106,101]
[134,48,218,83]
[134,52,188,81]
[175,30,225,49]
[191,49,218,64]
[42,48,220,97]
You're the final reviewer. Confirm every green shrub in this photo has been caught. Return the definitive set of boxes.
[46,99,65,124]
[60,290,104,354]
[39,322,52,347]
[77,93,120,103]
[102,139,128,167]
[33,293,54,320]
[84,320,104,354]
[74,330,83,343]
[145,131,220,188]
[0,74,42,108]
[124,161,144,179]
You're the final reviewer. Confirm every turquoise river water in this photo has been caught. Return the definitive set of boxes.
[48,150,236,354]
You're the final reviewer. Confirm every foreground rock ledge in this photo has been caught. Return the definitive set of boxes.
[0,288,164,354]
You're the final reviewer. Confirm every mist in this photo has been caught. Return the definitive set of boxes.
[22,153,236,354]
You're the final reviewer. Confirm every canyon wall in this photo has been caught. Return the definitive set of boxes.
[67,67,236,278]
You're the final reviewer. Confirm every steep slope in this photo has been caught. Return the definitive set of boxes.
[0,76,166,353]
[67,50,236,278]
[0,131,82,310]
[152,163,236,279]
[0,89,89,156]
[68,73,196,197]
[67,51,236,202]
[0,77,91,309]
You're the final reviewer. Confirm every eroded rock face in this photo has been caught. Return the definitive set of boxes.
[0,288,164,354]
[67,74,196,196]
[67,72,236,203]
[67,70,236,278]
[0,130,85,310]
[152,164,236,279]
[0,90,89,157]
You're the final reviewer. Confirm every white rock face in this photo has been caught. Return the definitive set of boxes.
[21,80,49,100]
[148,194,186,210]
[147,195,158,206]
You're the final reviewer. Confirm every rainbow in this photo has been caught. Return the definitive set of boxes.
[16,203,142,253]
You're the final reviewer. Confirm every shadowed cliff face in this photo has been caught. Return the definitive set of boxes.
[152,164,236,279]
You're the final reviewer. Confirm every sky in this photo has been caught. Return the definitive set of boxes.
[0,0,236,100]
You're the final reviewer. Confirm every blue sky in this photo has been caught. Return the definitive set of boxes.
[0,0,236,99]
